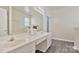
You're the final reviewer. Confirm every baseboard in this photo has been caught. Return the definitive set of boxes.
[73,46,79,51]
[52,37,74,43]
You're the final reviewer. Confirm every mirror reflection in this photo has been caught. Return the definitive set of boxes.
[12,6,30,34]
[0,6,44,36]
[31,7,43,32]
[12,6,43,34]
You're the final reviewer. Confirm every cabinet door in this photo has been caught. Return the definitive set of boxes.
[8,42,35,53]
[47,35,52,49]
[0,8,7,36]
[36,39,47,52]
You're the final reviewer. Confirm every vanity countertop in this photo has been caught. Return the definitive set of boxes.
[0,32,50,53]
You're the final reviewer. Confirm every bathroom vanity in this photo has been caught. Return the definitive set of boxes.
[0,31,52,53]
[0,7,52,53]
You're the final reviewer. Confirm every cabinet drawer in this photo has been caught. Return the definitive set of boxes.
[36,37,47,45]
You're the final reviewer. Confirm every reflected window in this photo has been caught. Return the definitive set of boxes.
[24,17,30,27]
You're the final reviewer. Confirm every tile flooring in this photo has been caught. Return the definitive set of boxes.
[36,39,79,53]
[47,39,79,53]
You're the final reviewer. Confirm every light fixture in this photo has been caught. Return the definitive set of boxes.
[34,7,44,15]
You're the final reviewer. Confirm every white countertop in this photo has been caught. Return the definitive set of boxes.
[0,32,50,53]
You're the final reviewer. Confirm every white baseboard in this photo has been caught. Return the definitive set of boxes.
[73,46,79,51]
[52,37,79,51]
[52,37,74,43]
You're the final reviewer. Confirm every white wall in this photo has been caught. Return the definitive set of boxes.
[51,7,79,41]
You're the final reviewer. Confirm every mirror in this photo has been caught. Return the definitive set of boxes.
[31,7,43,31]
[0,6,44,36]
[11,6,43,34]
[11,6,30,34]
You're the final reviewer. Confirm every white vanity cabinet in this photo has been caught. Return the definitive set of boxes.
[35,33,52,52]
[35,36,47,45]
[0,32,51,53]
[47,34,52,49]
[36,39,47,52]
[73,28,79,50]
[8,33,52,53]
[8,42,35,53]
